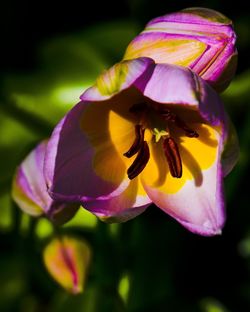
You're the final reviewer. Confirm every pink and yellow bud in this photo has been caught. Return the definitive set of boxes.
[12,141,79,225]
[43,236,91,294]
[124,7,237,92]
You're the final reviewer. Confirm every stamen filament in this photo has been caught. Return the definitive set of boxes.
[123,125,145,158]
[127,141,150,180]
[174,118,199,138]
[157,107,199,138]
[163,137,182,178]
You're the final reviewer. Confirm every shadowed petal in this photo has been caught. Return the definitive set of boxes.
[84,178,151,222]
[134,63,227,130]
[45,101,128,203]
[221,115,240,176]
[45,58,155,205]
[45,83,151,219]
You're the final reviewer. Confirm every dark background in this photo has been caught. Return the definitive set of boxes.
[1,0,250,72]
[1,1,250,311]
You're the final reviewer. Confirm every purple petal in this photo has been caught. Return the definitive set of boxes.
[45,58,155,208]
[81,57,155,102]
[134,63,227,128]
[84,178,151,222]
[12,141,52,216]
[44,101,126,203]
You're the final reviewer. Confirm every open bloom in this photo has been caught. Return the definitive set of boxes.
[124,7,237,92]
[44,57,238,236]
[12,141,79,225]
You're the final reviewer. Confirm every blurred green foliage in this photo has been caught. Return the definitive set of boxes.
[1,1,250,312]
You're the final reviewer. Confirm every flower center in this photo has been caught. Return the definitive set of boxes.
[123,102,199,180]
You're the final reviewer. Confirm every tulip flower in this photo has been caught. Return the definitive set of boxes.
[43,236,91,294]
[44,57,238,236]
[124,7,237,92]
[12,141,79,225]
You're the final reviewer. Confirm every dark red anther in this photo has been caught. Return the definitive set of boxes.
[163,137,182,178]
[127,141,150,180]
[123,125,145,158]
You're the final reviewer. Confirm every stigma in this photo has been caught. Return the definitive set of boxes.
[123,103,199,180]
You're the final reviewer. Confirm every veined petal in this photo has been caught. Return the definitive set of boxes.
[81,57,154,102]
[141,124,225,236]
[124,32,207,68]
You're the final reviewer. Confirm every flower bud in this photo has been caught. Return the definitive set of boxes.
[124,7,237,92]
[43,236,91,294]
[12,141,79,225]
